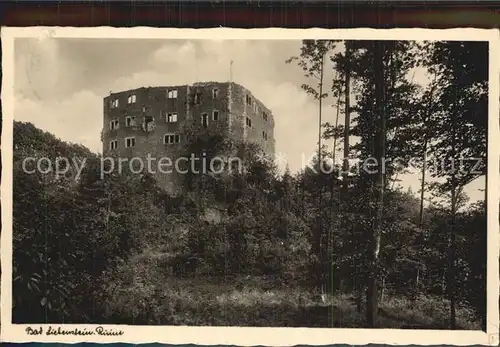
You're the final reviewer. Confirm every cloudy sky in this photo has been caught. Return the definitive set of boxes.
[13,38,486,204]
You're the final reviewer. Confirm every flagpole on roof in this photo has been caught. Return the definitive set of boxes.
[230,60,233,83]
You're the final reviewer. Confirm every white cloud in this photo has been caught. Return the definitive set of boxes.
[100,40,327,173]
[15,90,103,153]
[13,38,485,204]
[15,38,63,102]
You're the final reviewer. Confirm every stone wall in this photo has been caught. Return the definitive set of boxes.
[232,83,275,157]
[102,82,276,195]
[103,85,190,194]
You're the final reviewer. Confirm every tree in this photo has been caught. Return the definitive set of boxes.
[343,40,420,325]
[416,75,438,228]
[422,41,488,329]
[12,122,172,323]
[286,40,336,292]
[364,40,387,328]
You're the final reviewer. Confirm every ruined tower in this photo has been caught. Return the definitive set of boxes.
[101,82,275,194]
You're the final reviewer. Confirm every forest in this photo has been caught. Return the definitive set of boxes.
[12,40,488,329]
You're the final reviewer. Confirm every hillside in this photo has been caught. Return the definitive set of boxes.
[11,121,486,329]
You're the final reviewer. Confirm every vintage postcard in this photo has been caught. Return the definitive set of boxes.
[1,27,499,345]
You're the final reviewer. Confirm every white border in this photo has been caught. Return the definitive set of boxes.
[1,27,499,346]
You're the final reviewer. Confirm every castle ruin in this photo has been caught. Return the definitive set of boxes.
[101,82,275,194]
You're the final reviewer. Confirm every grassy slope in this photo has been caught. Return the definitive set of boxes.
[101,255,480,329]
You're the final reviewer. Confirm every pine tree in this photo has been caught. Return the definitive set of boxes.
[286,40,336,292]
[422,40,488,329]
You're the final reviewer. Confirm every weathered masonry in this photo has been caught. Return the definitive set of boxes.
[102,81,276,194]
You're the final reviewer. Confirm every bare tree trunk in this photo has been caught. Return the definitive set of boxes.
[317,52,326,294]
[356,277,363,313]
[342,42,360,314]
[442,271,446,294]
[331,75,342,202]
[333,98,341,165]
[367,40,386,328]
[449,179,457,329]
[416,267,420,288]
[449,98,458,330]
[449,183,457,329]
[342,44,351,196]
[419,138,427,228]
[318,56,324,181]
[380,277,386,304]
[328,72,342,297]
[419,82,436,228]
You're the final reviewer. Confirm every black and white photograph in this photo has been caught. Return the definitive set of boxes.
[1,28,499,345]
